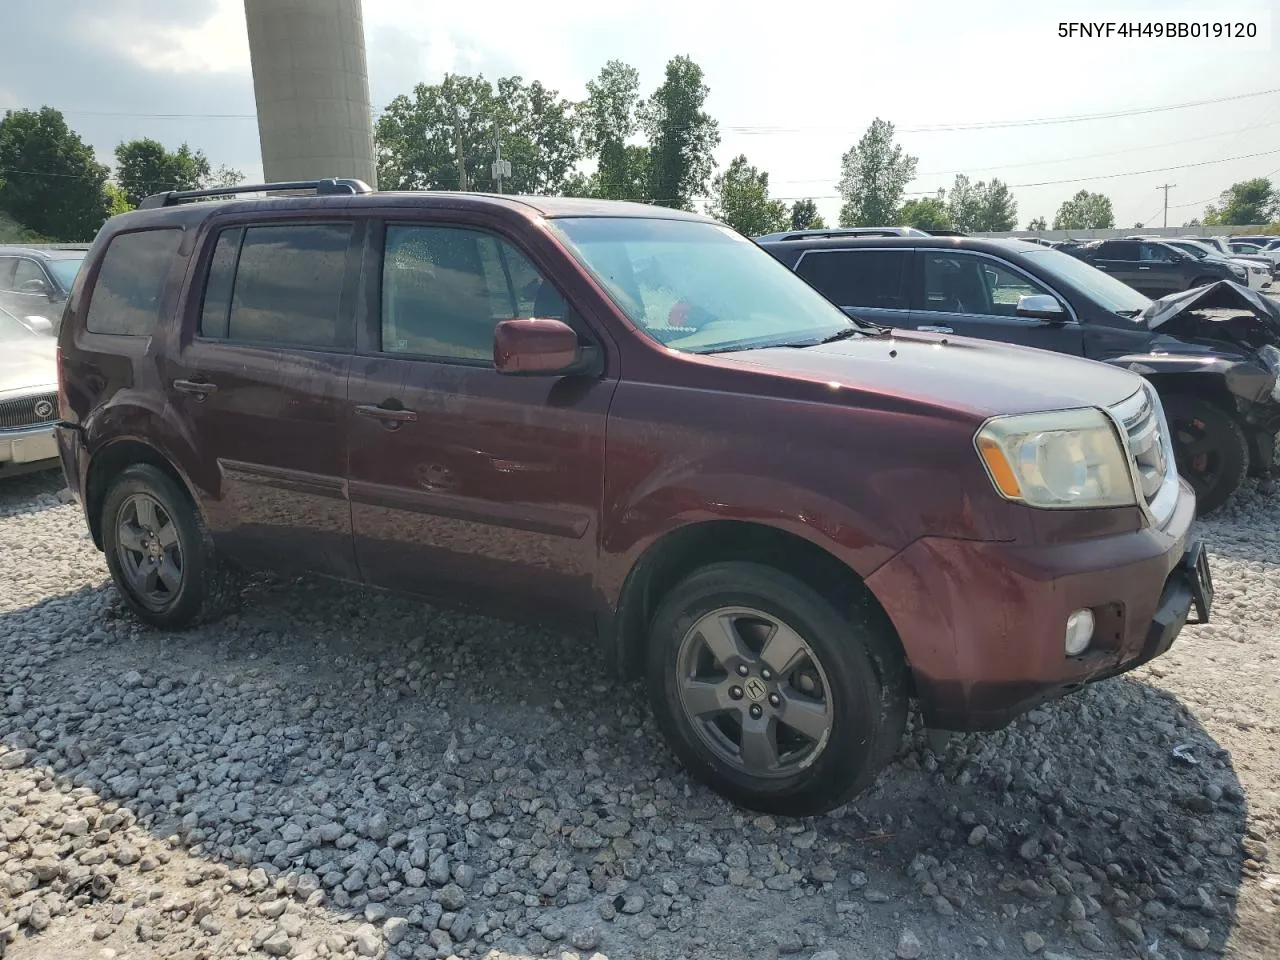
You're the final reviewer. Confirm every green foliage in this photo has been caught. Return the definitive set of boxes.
[639,56,720,210]
[104,183,133,217]
[114,139,243,206]
[1202,178,1277,226]
[789,199,824,230]
[898,195,952,231]
[945,175,1017,232]
[708,154,789,236]
[837,118,917,227]
[376,73,581,194]
[582,61,644,201]
[1026,216,1047,231]
[1052,190,1115,230]
[0,107,109,241]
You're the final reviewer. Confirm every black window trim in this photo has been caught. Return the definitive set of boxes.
[361,218,598,369]
[83,225,187,339]
[791,246,914,315]
[912,247,1080,324]
[190,217,363,354]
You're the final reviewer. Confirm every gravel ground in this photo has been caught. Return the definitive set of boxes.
[1,470,1277,960]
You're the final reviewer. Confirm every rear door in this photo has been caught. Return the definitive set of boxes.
[346,218,616,627]
[159,218,361,578]
[908,250,1084,353]
[791,247,914,328]
[1087,241,1144,290]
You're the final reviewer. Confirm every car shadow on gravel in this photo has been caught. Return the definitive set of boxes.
[0,572,1254,960]
[0,469,67,520]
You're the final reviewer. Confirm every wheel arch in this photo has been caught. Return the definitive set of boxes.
[84,438,202,550]
[609,519,910,686]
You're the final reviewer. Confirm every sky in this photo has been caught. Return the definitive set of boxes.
[2,0,1279,229]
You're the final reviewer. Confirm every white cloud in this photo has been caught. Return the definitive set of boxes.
[88,0,250,76]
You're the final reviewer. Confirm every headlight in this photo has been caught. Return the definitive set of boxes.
[1229,264,1247,279]
[975,408,1137,509]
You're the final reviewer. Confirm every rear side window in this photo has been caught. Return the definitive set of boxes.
[84,229,182,336]
[794,249,911,309]
[1095,241,1139,261]
[199,223,352,347]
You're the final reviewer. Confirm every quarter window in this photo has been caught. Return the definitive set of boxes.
[84,229,183,336]
[793,249,912,309]
[198,223,352,347]
[381,225,569,361]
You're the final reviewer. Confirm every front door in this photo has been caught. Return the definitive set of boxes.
[909,250,1085,354]
[347,220,616,627]
[160,219,361,578]
[791,247,914,329]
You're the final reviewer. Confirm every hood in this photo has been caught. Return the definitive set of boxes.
[714,330,1143,419]
[0,336,57,396]
[1138,281,1280,343]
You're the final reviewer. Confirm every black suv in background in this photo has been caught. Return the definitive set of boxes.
[0,245,88,332]
[1062,238,1245,298]
[759,234,1280,513]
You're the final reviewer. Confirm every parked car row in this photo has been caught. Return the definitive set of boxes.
[51,179,1213,815]
[0,245,88,333]
[0,304,60,479]
[756,232,1280,513]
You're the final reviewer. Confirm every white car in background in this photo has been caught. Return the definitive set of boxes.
[1226,239,1280,275]
[0,305,60,479]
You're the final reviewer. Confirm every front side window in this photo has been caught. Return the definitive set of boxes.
[1140,243,1175,263]
[380,225,568,362]
[547,217,857,354]
[199,223,352,347]
[794,249,911,309]
[12,259,48,292]
[920,252,1054,318]
[84,229,183,336]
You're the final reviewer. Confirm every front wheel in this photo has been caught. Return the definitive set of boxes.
[646,562,907,816]
[1162,395,1249,515]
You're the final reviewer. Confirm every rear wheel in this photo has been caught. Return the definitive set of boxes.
[646,561,907,816]
[1162,394,1249,515]
[1190,276,1218,289]
[101,464,236,629]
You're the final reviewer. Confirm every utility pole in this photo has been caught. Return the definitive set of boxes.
[491,126,511,194]
[1157,183,1176,228]
[453,106,468,191]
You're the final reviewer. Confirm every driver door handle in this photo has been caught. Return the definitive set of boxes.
[354,403,418,423]
[172,378,218,399]
[916,324,954,333]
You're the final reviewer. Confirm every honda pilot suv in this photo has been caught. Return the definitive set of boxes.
[55,180,1212,815]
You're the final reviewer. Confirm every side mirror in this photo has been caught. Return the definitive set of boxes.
[18,278,50,296]
[1015,294,1068,323]
[493,318,594,376]
[21,315,54,335]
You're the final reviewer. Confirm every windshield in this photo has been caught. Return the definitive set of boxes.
[546,217,859,353]
[46,256,84,289]
[0,307,39,341]
[1023,247,1152,316]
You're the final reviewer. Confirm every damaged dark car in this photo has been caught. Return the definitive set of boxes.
[758,235,1280,513]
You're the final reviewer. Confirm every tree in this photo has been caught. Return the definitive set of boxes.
[899,195,952,231]
[114,139,244,205]
[0,107,109,241]
[1203,178,1277,226]
[582,60,645,202]
[946,175,1017,232]
[1027,216,1047,231]
[104,183,133,217]
[789,198,825,230]
[977,178,1018,232]
[708,154,789,236]
[1052,190,1115,230]
[376,73,581,195]
[1132,222,1144,229]
[639,56,720,210]
[837,119,917,227]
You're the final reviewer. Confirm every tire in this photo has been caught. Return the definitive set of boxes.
[101,464,236,629]
[646,561,907,816]
[1162,394,1249,515]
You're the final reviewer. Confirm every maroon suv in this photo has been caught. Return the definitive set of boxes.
[54,180,1213,815]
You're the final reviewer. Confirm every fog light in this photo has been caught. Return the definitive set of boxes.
[1065,609,1095,656]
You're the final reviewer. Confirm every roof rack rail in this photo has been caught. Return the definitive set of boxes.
[136,178,374,210]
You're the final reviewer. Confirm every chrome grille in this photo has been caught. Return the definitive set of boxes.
[1109,386,1178,526]
[0,392,58,430]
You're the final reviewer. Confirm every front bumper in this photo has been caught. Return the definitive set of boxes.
[0,424,60,475]
[865,479,1210,731]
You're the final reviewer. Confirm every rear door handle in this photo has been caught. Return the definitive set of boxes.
[172,379,217,399]
[916,325,954,333]
[354,403,418,423]
[1138,266,1152,271]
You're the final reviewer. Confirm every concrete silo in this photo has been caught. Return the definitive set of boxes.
[243,0,378,187]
